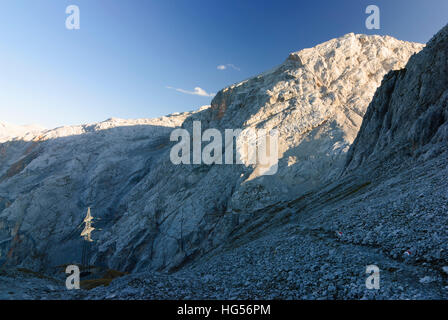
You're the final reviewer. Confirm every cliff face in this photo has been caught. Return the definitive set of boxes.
[345,25,448,172]
[0,34,423,272]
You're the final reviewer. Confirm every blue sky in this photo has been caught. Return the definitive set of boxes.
[0,0,447,128]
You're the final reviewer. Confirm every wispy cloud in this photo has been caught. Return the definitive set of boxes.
[166,86,215,97]
[217,64,240,71]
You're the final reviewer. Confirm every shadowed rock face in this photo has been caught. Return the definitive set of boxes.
[345,25,448,173]
[0,34,423,272]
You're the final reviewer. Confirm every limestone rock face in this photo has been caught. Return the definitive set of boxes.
[0,113,198,270]
[206,33,423,210]
[0,34,423,272]
[345,26,448,172]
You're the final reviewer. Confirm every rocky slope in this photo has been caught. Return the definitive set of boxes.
[75,23,448,300]
[0,33,423,276]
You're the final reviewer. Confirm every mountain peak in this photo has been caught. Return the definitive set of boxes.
[345,23,448,172]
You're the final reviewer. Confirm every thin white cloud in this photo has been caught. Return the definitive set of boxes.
[166,86,215,97]
[227,64,240,71]
[217,64,240,71]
